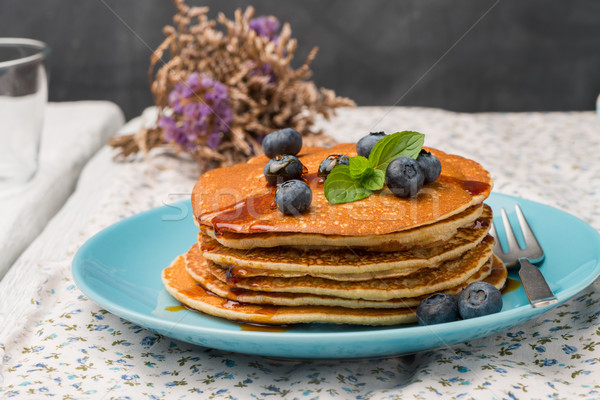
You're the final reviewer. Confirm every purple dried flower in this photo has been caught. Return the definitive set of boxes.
[249,16,281,83]
[207,132,221,149]
[253,62,276,83]
[168,90,183,114]
[161,73,233,151]
[202,74,216,89]
[181,77,198,97]
[187,73,200,90]
[249,16,280,41]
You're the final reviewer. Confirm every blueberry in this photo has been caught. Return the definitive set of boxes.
[416,293,460,326]
[457,281,503,319]
[356,132,386,158]
[274,179,312,215]
[262,128,302,158]
[385,157,424,197]
[264,155,305,185]
[416,149,442,184]
[317,154,350,177]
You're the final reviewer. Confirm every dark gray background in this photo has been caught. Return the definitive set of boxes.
[2,0,599,120]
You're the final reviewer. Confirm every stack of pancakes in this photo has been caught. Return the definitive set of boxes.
[162,143,507,325]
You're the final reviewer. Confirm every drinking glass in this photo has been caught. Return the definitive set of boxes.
[0,38,49,190]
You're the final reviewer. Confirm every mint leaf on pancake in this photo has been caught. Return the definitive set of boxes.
[349,156,370,180]
[360,169,385,191]
[324,165,372,204]
[368,131,425,172]
[324,131,424,204]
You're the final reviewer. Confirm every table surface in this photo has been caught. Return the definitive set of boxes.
[1,105,599,399]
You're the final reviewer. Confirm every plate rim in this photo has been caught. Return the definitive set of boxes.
[72,193,600,356]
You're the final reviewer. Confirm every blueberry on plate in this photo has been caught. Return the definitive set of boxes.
[457,281,503,319]
[416,293,460,326]
[385,156,425,197]
[416,149,442,184]
[264,155,305,185]
[262,128,303,158]
[356,131,386,158]
[274,179,312,215]
[317,154,350,177]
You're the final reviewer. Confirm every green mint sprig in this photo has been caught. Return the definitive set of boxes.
[324,131,425,204]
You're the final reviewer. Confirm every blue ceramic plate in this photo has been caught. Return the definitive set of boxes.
[72,193,600,359]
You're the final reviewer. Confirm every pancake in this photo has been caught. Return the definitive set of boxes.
[214,261,435,282]
[199,204,492,276]
[162,253,507,325]
[193,144,493,239]
[200,203,483,251]
[205,236,494,301]
[163,256,417,325]
[184,242,507,309]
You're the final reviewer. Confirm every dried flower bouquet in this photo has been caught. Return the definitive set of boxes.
[110,0,355,172]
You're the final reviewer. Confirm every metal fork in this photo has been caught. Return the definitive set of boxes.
[490,204,558,308]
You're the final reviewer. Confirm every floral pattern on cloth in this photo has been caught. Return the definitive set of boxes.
[1,107,600,399]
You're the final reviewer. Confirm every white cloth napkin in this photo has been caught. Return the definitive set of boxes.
[0,101,124,279]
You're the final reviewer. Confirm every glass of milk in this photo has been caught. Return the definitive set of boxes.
[0,38,49,191]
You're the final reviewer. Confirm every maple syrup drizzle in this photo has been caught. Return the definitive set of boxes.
[438,175,490,196]
[229,287,251,296]
[230,265,251,277]
[222,299,243,309]
[236,322,291,332]
[201,187,277,235]
[302,172,325,186]
[166,302,205,313]
[199,172,321,236]
[501,277,522,294]
[165,305,185,312]
[168,304,287,331]
[254,306,278,317]
[220,296,277,318]
[226,264,241,284]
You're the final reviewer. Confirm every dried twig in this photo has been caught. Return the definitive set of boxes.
[109,0,355,172]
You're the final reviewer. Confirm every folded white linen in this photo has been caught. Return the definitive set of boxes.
[0,101,124,279]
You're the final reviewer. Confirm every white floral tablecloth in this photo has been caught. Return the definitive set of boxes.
[1,106,599,399]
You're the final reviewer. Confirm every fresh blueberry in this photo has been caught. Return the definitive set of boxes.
[317,154,350,177]
[385,156,424,197]
[416,293,460,326]
[264,155,305,185]
[416,149,442,184]
[274,179,312,215]
[457,281,503,319]
[356,132,386,158]
[262,128,303,158]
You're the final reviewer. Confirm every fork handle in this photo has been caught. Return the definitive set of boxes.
[518,259,558,308]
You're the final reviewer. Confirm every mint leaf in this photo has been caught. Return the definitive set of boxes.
[360,169,385,191]
[368,131,425,172]
[349,156,370,180]
[324,165,372,204]
[323,130,427,204]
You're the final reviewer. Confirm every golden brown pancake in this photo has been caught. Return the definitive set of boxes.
[162,253,507,325]
[199,204,493,276]
[183,242,507,309]
[199,204,484,251]
[193,144,492,239]
[203,236,494,301]
[162,255,418,325]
